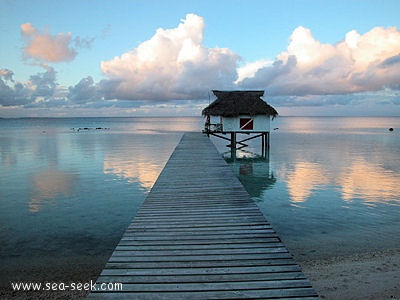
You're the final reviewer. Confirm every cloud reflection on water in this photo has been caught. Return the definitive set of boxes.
[104,159,162,190]
[276,158,400,206]
[339,158,400,206]
[286,162,329,203]
[30,169,78,213]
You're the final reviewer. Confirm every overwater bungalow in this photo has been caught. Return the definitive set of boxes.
[202,90,278,156]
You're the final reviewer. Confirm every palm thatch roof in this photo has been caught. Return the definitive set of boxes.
[202,90,278,118]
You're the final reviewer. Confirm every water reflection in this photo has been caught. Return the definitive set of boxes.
[104,159,162,190]
[278,159,400,206]
[225,151,276,198]
[219,117,400,259]
[286,162,329,203]
[0,119,182,269]
[339,158,400,206]
[30,169,78,213]
[0,137,17,167]
[224,130,400,207]
[101,133,181,191]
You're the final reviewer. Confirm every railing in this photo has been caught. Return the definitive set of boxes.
[204,123,223,133]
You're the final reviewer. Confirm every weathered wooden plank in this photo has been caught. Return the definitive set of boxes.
[123,229,276,236]
[93,279,313,292]
[125,225,273,232]
[112,247,288,256]
[127,222,272,229]
[96,271,306,284]
[100,265,303,276]
[108,252,293,263]
[88,133,319,299]
[128,219,269,225]
[134,210,263,217]
[135,207,261,215]
[115,242,284,251]
[131,215,265,222]
[104,258,296,269]
[117,238,280,246]
[123,232,276,239]
[89,288,319,299]
[127,218,269,225]
[120,233,278,241]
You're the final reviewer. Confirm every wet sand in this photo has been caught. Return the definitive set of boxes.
[300,248,400,299]
[0,255,106,299]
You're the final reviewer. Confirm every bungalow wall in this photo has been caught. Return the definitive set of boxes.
[222,115,271,133]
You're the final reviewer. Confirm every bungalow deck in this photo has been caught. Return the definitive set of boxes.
[88,132,319,299]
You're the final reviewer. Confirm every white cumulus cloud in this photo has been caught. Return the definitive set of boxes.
[235,59,272,84]
[238,26,400,99]
[100,14,239,101]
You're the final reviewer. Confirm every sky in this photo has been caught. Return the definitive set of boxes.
[1,0,400,117]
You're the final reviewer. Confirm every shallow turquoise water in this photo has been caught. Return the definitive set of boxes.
[215,117,400,259]
[0,118,198,260]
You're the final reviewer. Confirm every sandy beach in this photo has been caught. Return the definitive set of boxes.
[300,248,400,300]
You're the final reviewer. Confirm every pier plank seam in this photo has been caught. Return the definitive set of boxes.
[88,132,319,299]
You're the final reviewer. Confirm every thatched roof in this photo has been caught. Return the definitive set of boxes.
[202,90,278,118]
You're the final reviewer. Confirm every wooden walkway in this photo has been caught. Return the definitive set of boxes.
[89,132,319,299]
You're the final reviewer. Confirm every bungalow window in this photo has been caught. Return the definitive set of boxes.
[240,118,253,130]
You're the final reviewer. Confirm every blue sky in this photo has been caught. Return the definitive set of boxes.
[1,0,400,117]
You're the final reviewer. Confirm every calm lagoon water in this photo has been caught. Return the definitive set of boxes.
[215,116,400,260]
[0,116,399,283]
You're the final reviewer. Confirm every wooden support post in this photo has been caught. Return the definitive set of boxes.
[262,133,265,156]
[230,132,236,160]
[265,132,270,158]
[230,132,236,149]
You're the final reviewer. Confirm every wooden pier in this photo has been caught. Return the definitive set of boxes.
[89,132,319,299]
